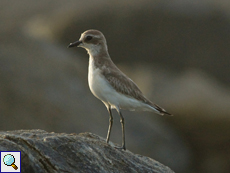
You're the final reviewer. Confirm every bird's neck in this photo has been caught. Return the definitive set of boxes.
[87,43,108,57]
[88,49,112,70]
[88,44,111,68]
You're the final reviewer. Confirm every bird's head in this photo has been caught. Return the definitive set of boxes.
[68,29,108,56]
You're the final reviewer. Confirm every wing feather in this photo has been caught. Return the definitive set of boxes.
[101,60,172,116]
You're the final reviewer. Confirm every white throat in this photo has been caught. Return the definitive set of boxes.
[86,44,102,57]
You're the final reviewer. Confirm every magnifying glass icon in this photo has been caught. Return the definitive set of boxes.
[3,154,18,170]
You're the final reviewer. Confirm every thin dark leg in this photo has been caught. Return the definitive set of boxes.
[106,106,113,144]
[118,111,126,150]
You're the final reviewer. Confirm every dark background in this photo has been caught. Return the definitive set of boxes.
[0,1,230,173]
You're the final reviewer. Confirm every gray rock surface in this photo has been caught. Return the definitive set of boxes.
[0,129,174,173]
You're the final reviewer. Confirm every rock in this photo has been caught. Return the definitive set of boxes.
[0,129,174,173]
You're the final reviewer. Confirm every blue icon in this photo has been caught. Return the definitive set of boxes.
[3,154,18,170]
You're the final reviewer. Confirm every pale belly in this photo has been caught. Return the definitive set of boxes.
[88,59,154,111]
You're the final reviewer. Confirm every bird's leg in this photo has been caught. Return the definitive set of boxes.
[106,106,113,144]
[117,110,126,150]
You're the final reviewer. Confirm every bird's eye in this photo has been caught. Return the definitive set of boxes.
[86,36,93,41]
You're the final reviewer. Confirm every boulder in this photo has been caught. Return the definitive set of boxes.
[0,129,174,173]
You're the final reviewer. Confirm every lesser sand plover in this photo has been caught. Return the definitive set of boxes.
[68,29,172,150]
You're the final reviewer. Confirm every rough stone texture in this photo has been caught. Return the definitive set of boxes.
[0,130,174,173]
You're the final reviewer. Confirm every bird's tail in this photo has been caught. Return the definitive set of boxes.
[151,103,172,116]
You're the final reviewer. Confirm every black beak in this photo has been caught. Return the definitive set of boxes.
[68,40,82,48]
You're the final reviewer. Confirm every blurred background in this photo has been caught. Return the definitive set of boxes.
[0,0,230,172]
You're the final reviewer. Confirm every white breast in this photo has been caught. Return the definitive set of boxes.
[88,57,112,103]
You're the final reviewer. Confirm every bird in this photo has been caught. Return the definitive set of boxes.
[68,29,172,150]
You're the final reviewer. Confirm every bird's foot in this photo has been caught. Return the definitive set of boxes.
[114,145,126,150]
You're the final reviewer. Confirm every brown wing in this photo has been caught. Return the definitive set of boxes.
[101,60,172,116]
[102,69,152,105]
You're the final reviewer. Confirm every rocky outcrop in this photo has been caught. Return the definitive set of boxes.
[0,130,174,173]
